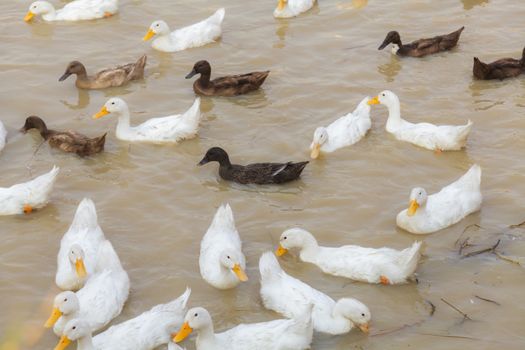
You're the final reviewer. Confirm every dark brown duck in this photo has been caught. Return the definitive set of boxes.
[185,60,270,96]
[59,55,147,89]
[198,147,308,185]
[378,27,465,57]
[21,116,106,157]
[473,47,525,80]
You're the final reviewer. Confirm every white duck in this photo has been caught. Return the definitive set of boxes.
[93,97,201,143]
[0,120,6,152]
[46,240,130,336]
[200,204,248,289]
[0,165,59,215]
[173,306,313,350]
[54,288,191,350]
[55,198,107,291]
[368,90,472,151]
[274,0,316,18]
[310,96,371,159]
[143,9,225,53]
[259,252,371,335]
[24,0,118,22]
[397,164,482,234]
[277,228,422,285]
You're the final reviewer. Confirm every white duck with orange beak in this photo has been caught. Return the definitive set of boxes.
[396,164,482,234]
[274,0,316,18]
[24,0,118,22]
[199,204,248,289]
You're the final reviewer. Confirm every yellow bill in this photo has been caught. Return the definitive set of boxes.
[232,264,248,282]
[24,11,35,22]
[93,106,109,119]
[358,322,369,333]
[45,307,63,328]
[173,321,193,343]
[276,244,288,257]
[143,29,155,41]
[54,335,72,350]
[23,204,33,214]
[310,143,321,159]
[75,259,87,278]
[277,0,287,11]
[367,96,379,105]
[407,199,419,216]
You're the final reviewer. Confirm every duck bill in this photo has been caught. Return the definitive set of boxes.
[407,199,419,216]
[367,96,379,105]
[93,106,109,119]
[378,37,391,50]
[44,307,63,328]
[24,11,35,22]
[59,72,72,82]
[54,335,72,350]
[310,143,321,159]
[173,322,193,343]
[75,258,87,278]
[197,157,209,166]
[143,29,156,41]
[185,69,197,79]
[277,0,287,11]
[276,244,288,257]
[358,322,370,334]
[232,264,248,282]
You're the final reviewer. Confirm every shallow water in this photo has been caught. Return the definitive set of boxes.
[1,0,525,349]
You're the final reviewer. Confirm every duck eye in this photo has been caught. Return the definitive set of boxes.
[64,298,68,302]
[194,313,198,317]
[72,326,76,330]
[111,102,115,105]
[227,255,230,259]
[361,313,365,317]
[283,237,287,240]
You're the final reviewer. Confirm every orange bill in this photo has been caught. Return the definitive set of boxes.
[358,322,370,333]
[24,11,35,22]
[232,264,248,282]
[143,29,155,41]
[367,96,379,105]
[54,335,72,350]
[75,259,87,278]
[276,244,288,257]
[407,199,419,216]
[93,106,109,119]
[44,307,63,328]
[173,321,193,343]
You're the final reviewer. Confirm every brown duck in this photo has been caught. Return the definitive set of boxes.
[21,116,106,157]
[185,60,270,96]
[473,47,525,80]
[378,27,465,57]
[59,55,147,89]
[198,147,308,185]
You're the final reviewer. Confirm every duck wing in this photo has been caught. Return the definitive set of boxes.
[211,71,270,95]
[230,161,308,184]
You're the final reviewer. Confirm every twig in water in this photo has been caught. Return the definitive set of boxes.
[417,333,479,341]
[426,300,436,316]
[455,224,482,246]
[440,298,472,321]
[509,220,525,229]
[475,295,500,306]
[458,237,473,255]
[462,240,500,258]
[495,252,524,266]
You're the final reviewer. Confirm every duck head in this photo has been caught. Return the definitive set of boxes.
[68,244,87,279]
[93,98,128,119]
[143,20,170,41]
[378,31,402,51]
[219,251,248,282]
[45,291,79,328]
[367,90,398,108]
[276,228,317,256]
[198,147,230,166]
[310,127,329,159]
[25,1,54,22]
[186,60,211,79]
[334,298,371,333]
[173,307,213,343]
[20,116,48,134]
[407,187,427,216]
[59,61,87,82]
[54,319,90,350]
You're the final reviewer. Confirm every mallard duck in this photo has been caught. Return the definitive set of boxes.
[143,9,225,53]
[273,0,316,18]
[54,288,191,350]
[59,56,147,89]
[397,165,482,234]
[198,147,308,185]
[277,228,422,285]
[0,120,6,153]
[259,252,371,335]
[21,116,106,157]
[24,0,118,22]
[378,27,464,57]
[46,240,130,336]
[93,98,201,143]
[368,90,472,151]
[185,60,270,97]
[473,47,525,80]
[55,198,107,291]
[0,165,59,216]
[173,306,313,350]
[310,97,371,159]
[200,204,247,290]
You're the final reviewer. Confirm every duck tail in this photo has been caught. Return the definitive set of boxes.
[473,57,488,79]
[181,97,201,127]
[210,203,236,232]
[211,8,226,24]
[255,71,270,87]
[130,55,147,80]
[151,287,192,313]
[25,165,60,196]
[294,161,309,175]
[399,241,422,278]
[521,46,525,66]
[457,119,473,145]
[70,198,99,231]
[259,251,283,282]
[458,164,482,191]
[94,132,107,149]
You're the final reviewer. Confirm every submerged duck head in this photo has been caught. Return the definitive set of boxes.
[45,291,79,328]
[59,61,87,82]
[407,187,428,216]
[186,60,212,79]
[198,147,230,166]
[68,244,87,279]
[25,1,53,22]
[20,116,48,134]
[367,90,398,108]
[143,20,170,41]
[220,251,248,282]
[378,31,402,50]
[310,127,329,159]
[174,307,213,343]
[55,319,90,350]
[334,298,371,333]
[93,98,128,119]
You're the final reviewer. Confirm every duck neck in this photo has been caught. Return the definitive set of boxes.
[115,106,132,136]
[217,154,232,168]
[198,68,212,87]
[75,66,89,83]
[76,334,95,350]
[298,235,320,262]
[385,99,402,131]
[196,324,217,347]
[42,6,57,21]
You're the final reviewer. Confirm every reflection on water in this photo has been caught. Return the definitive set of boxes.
[337,0,368,10]
[461,0,489,10]
[274,20,289,48]
[377,55,402,82]
[61,88,90,110]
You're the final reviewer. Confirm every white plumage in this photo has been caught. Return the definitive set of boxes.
[274,0,316,18]
[25,0,118,22]
[0,120,6,152]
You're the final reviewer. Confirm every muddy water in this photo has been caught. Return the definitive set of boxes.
[1,0,525,349]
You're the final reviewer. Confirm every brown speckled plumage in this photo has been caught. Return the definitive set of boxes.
[473,47,525,80]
